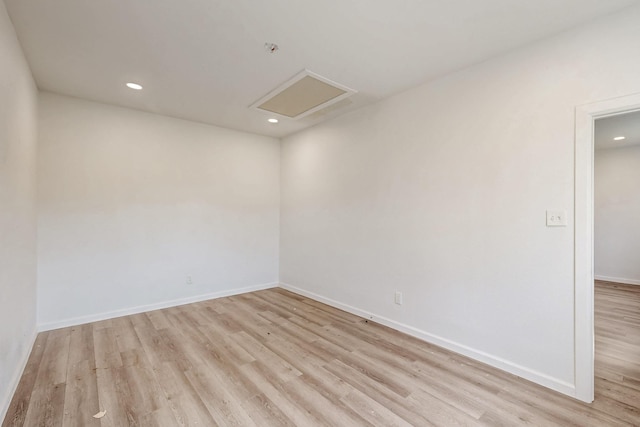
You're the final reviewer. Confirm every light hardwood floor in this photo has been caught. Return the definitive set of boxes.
[3,281,640,426]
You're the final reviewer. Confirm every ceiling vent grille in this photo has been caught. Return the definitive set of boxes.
[250,70,356,120]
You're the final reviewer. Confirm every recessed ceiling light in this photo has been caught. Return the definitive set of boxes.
[613,136,626,141]
[126,82,143,90]
[268,118,279,123]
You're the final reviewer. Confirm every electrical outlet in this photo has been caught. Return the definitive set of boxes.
[186,276,193,285]
[394,291,403,305]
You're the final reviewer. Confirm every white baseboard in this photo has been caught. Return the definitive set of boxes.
[595,275,640,286]
[1,328,38,425]
[38,282,278,332]
[279,282,576,399]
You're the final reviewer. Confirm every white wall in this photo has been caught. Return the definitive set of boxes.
[0,3,38,422]
[38,93,280,329]
[280,5,640,397]
[595,144,640,285]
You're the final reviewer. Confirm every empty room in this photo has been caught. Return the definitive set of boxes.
[2,0,640,425]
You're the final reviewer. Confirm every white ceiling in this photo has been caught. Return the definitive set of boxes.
[596,110,640,150]
[4,0,638,138]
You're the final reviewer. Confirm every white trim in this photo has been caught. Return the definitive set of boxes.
[574,92,640,403]
[1,328,38,424]
[594,275,640,286]
[37,282,278,332]
[279,282,576,397]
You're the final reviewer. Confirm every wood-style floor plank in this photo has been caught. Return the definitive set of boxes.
[3,280,640,426]
[3,333,48,426]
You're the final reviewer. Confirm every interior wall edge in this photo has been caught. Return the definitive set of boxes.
[37,282,278,332]
[0,328,38,424]
[279,281,578,400]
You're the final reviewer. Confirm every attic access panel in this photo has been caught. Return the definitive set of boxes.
[251,70,356,120]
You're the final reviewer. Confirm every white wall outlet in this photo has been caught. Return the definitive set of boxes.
[186,276,193,285]
[546,210,568,227]
[394,291,403,305]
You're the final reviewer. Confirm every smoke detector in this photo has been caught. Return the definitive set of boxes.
[264,43,279,54]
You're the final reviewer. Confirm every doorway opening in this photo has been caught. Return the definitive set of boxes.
[574,92,640,402]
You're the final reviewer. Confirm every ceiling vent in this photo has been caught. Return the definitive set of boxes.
[251,70,356,120]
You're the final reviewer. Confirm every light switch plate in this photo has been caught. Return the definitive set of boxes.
[394,291,403,305]
[546,210,568,227]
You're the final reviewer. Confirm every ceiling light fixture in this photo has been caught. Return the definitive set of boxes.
[126,82,143,90]
[613,136,626,141]
[268,118,279,123]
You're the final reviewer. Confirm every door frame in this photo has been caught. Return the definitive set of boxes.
[574,92,640,402]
